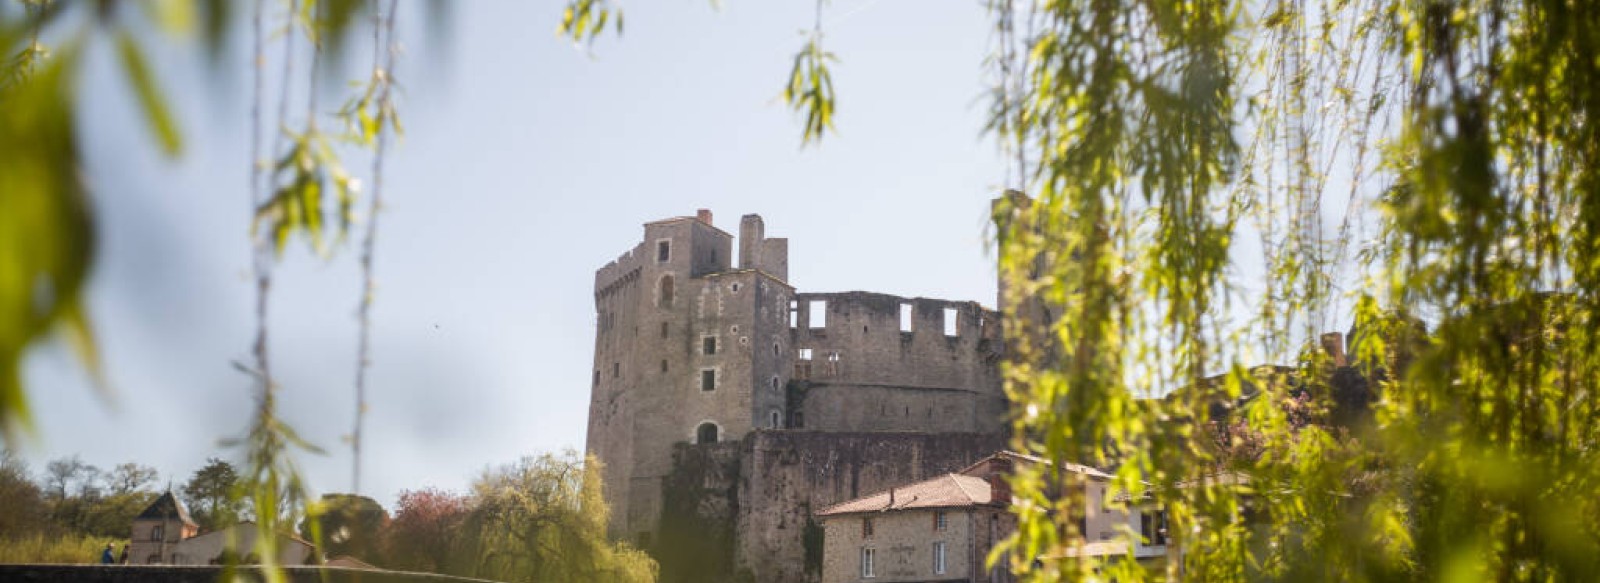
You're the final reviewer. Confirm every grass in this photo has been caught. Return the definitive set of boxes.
[0,533,120,564]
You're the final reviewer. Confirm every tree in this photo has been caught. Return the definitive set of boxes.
[382,487,471,575]
[462,452,654,583]
[0,449,47,536]
[301,493,388,564]
[104,463,157,497]
[182,457,242,532]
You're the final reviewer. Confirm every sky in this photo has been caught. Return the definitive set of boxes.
[16,1,1017,509]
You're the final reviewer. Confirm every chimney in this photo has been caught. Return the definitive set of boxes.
[696,209,713,226]
[1321,332,1347,367]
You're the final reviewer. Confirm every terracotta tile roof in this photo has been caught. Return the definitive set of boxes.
[816,474,1000,516]
[958,450,1114,480]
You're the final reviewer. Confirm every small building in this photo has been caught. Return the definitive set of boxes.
[128,491,199,564]
[169,521,316,566]
[815,452,1169,583]
[817,472,1014,583]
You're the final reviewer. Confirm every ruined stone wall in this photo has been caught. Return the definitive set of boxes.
[789,292,1005,433]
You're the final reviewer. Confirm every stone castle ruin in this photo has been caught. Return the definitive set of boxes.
[588,210,1010,582]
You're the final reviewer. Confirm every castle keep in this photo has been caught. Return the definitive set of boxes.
[588,210,1009,582]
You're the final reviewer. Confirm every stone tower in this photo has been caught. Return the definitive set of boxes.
[587,210,794,542]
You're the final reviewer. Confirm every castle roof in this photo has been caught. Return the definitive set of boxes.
[816,473,1001,517]
[135,491,197,527]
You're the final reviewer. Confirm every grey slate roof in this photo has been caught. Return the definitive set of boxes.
[134,491,197,527]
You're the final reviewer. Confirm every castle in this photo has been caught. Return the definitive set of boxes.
[587,210,1012,582]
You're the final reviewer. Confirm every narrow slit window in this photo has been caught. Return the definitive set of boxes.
[899,303,913,332]
[809,300,827,328]
[943,308,959,336]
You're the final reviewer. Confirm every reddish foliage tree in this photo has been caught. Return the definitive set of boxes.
[381,488,471,574]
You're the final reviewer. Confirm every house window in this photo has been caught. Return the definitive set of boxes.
[943,307,959,336]
[861,547,875,578]
[613,362,620,378]
[934,511,948,531]
[703,336,717,355]
[933,541,947,574]
[809,300,827,328]
[701,369,716,391]
[657,240,671,262]
[798,348,813,360]
[1141,509,1169,545]
[661,360,668,373]
[151,525,163,541]
[862,517,874,538]
[696,422,718,444]
[659,275,675,307]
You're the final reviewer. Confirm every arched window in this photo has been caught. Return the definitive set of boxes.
[770,410,783,429]
[659,275,675,307]
[696,422,719,444]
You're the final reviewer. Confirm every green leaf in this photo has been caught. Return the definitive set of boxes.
[115,31,182,157]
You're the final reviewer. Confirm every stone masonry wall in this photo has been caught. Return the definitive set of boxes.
[736,431,1006,583]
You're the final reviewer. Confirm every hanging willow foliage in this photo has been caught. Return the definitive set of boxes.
[985,0,1600,580]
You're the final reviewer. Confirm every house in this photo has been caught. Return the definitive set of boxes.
[815,452,1169,583]
[168,521,316,566]
[128,491,199,564]
[816,472,1013,583]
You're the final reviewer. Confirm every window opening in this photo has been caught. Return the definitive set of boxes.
[933,541,947,574]
[151,525,164,541]
[613,362,620,378]
[899,303,913,332]
[943,308,959,336]
[773,342,781,356]
[861,548,875,578]
[593,370,600,386]
[661,322,669,338]
[696,422,718,444]
[862,517,875,538]
[798,348,813,360]
[703,336,717,355]
[770,410,782,428]
[809,300,827,328]
[701,370,716,391]
[771,376,781,391]
[661,360,668,373]
[659,276,674,307]
[793,411,804,428]
[789,301,798,328]
[934,511,948,531]
[657,240,670,262]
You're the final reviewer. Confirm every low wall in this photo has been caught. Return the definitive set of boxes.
[0,565,500,583]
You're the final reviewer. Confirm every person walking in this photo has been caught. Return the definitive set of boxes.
[99,543,114,564]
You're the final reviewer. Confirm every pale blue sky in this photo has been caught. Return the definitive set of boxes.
[18,1,1017,508]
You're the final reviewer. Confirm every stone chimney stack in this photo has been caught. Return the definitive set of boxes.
[739,214,765,269]
[696,209,713,225]
[988,463,1012,504]
[1321,332,1347,367]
